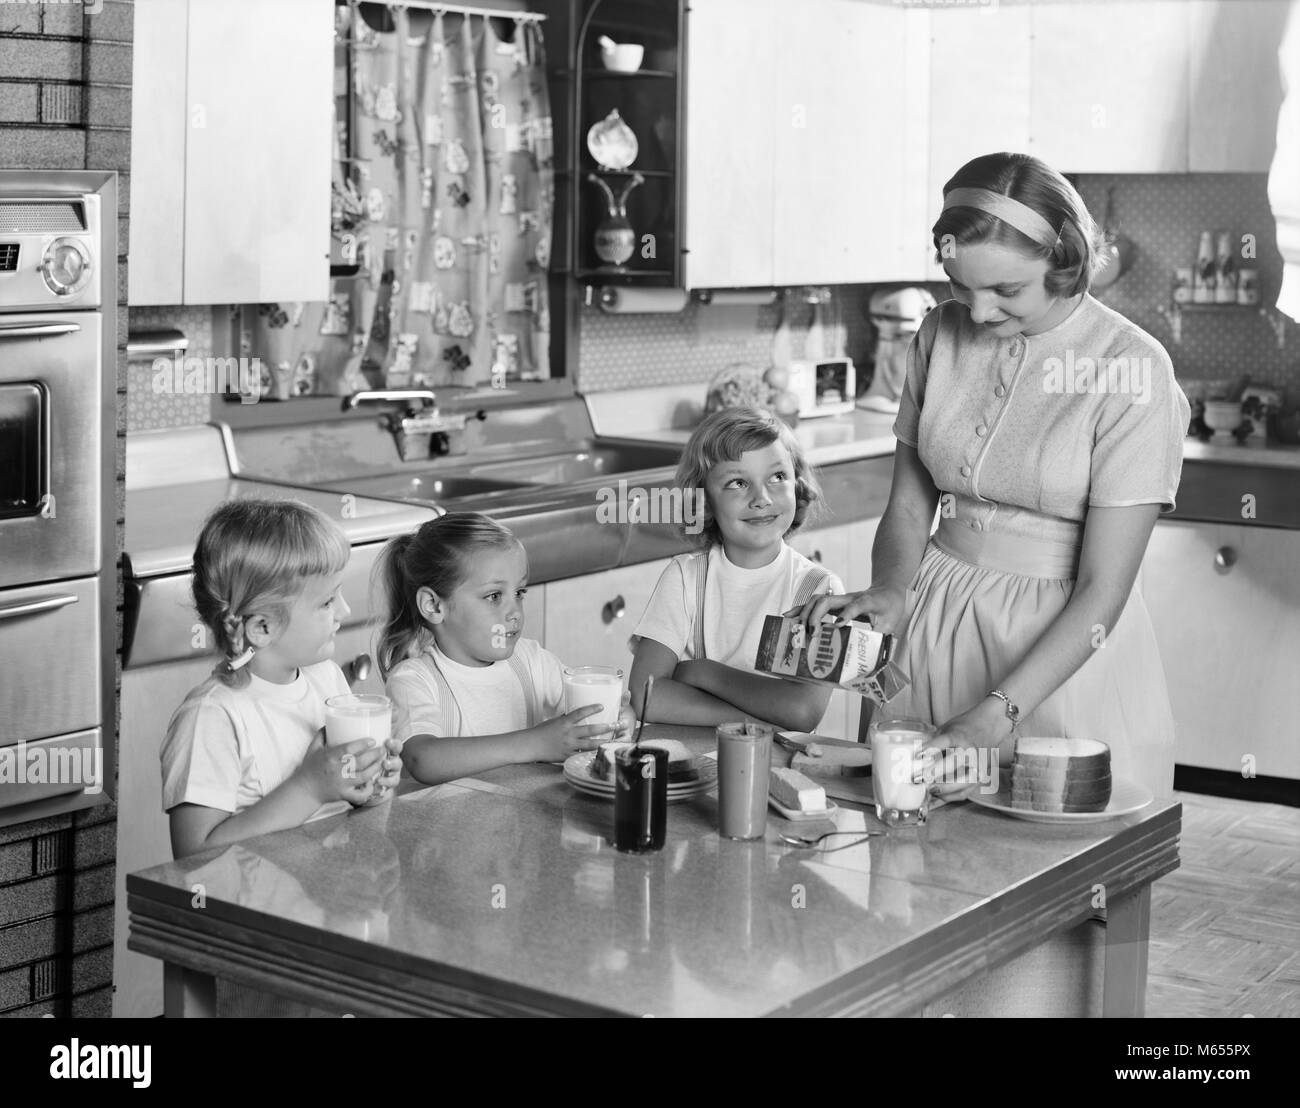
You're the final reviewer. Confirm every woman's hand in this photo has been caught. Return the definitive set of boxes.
[787,583,909,637]
[926,698,1012,798]
[534,703,616,761]
[356,737,403,807]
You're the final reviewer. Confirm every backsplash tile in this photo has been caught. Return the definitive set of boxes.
[579,173,1299,400]
[125,306,216,432]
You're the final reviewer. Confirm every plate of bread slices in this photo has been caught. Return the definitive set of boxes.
[968,737,1153,823]
[563,740,718,802]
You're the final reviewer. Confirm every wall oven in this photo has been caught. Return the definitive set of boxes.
[0,171,117,823]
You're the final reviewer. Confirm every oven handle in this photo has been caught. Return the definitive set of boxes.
[0,594,79,620]
[0,322,82,339]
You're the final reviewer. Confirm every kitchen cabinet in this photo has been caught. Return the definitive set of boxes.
[1141,520,1300,780]
[924,3,1032,281]
[1029,1,1190,173]
[542,557,670,680]
[684,0,930,287]
[1188,0,1291,172]
[129,0,333,306]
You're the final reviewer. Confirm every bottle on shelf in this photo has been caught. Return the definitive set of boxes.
[1214,231,1237,304]
[1193,231,1216,304]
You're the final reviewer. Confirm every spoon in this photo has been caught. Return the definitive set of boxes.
[777,829,883,850]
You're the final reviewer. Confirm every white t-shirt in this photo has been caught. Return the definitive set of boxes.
[634,543,843,670]
[160,660,351,821]
[386,637,565,741]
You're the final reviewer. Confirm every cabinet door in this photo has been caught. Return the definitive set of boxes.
[1030,1,1189,172]
[684,0,777,288]
[925,3,1032,281]
[128,0,188,306]
[772,0,909,285]
[1141,521,1300,779]
[543,560,671,685]
[1188,0,1290,172]
[183,0,333,304]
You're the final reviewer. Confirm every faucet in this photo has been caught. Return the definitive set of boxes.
[342,389,487,461]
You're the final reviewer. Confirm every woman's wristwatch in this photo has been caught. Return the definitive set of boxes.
[986,689,1021,732]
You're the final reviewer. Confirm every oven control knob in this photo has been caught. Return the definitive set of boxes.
[41,237,91,296]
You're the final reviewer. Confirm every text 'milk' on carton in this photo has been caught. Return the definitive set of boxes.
[754,615,909,706]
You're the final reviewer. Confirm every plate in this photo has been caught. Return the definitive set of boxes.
[768,796,838,822]
[562,751,717,803]
[968,776,1153,823]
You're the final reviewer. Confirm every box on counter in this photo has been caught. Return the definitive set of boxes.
[754,615,909,705]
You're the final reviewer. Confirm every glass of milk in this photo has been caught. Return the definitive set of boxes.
[562,666,624,733]
[324,693,392,750]
[870,717,935,827]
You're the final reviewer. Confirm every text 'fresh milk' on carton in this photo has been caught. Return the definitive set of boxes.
[753,615,909,706]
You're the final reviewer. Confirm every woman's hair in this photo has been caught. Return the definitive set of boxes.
[191,499,350,688]
[932,152,1105,297]
[374,512,522,678]
[675,406,822,548]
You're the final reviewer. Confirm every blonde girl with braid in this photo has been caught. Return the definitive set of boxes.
[161,499,401,858]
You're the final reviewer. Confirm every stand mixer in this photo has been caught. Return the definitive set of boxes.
[857,287,937,412]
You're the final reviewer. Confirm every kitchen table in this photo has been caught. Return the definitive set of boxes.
[127,726,1180,1018]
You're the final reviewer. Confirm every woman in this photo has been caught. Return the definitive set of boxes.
[799,153,1189,1017]
[804,152,1188,797]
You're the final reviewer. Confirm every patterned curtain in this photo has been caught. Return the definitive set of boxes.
[247,3,554,398]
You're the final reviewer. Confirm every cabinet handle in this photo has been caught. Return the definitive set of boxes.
[1214,546,1237,572]
[812,549,823,563]
[347,653,373,684]
[602,595,626,624]
[0,593,78,620]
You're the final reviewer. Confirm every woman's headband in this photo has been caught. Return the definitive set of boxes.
[942,187,1061,249]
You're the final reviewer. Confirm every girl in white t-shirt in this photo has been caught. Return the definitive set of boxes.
[162,500,401,859]
[630,407,842,730]
[378,513,635,786]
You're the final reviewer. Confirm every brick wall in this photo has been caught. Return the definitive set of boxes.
[0,0,132,1019]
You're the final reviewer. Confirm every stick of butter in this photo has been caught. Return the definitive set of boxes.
[769,767,828,812]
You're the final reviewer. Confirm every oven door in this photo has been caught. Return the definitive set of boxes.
[0,314,102,586]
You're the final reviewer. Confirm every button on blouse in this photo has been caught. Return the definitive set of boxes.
[893,296,1190,526]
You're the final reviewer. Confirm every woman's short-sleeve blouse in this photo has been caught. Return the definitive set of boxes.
[893,295,1191,520]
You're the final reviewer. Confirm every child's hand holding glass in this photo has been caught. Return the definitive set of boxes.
[297,732,388,807]
[357,737,403,806]
[535,703,619,761]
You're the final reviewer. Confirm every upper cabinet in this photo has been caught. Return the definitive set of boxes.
[686,0,929,287]
[129,0,333,306]
[1030,1,1190,173]
[1188,0,1291,172]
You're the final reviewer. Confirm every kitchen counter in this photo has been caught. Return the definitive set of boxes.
[125,426,438,579]
[585,386,900,467]
[1181,436,1300,470]
[127,726,1180,1018]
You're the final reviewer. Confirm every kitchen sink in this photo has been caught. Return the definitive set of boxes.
[315,473,530,501]
[470,440,682,485]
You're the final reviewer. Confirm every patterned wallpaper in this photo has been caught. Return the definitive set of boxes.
[125,306,217,431]
[578,173,1300,399]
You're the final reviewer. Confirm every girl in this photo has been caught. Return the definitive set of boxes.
[377,513,634,786]
[161,499,401,860]
[629,406,841,731]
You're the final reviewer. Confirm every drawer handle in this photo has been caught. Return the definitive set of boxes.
[0,321,81,340]
[347,653,373,684]
[602,595,626,624]
[0,593,79,620]
[1214,546,1237,571]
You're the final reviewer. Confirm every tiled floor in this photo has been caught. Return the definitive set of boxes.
[1146,791,1300,1018]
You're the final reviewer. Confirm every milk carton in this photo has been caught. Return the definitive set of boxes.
[753,615,908,705]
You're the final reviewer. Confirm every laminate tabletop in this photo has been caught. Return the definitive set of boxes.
[127,726,1181,1017]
